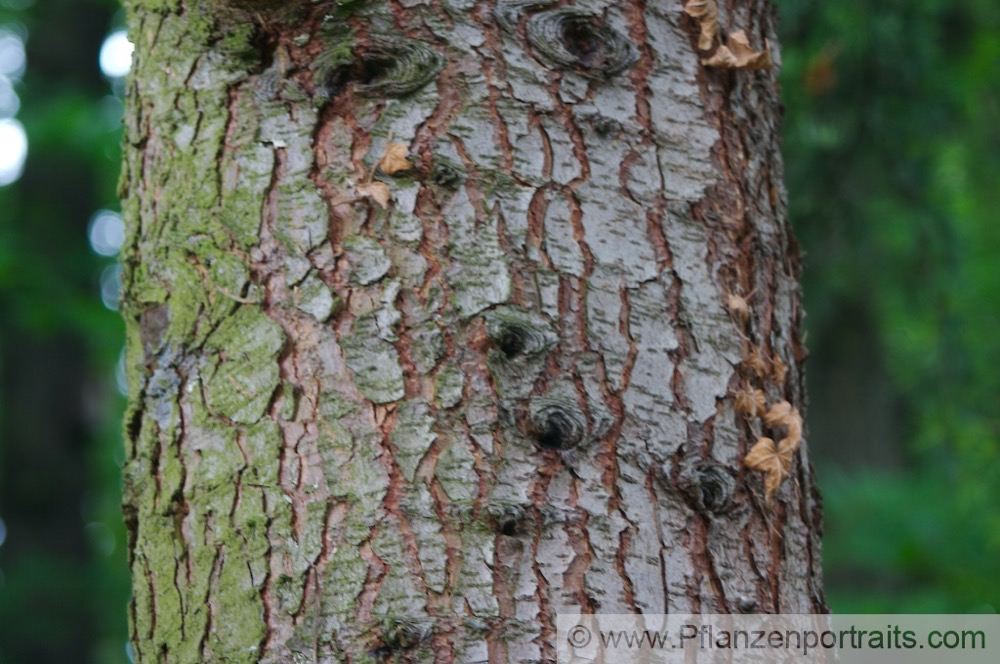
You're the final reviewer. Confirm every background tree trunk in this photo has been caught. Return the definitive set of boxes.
[119,0,824,661]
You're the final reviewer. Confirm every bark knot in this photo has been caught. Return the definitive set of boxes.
[314,34,444,99]
[530,397,586,450]
[525,8,637,80]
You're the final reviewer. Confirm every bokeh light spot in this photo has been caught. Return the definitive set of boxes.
[99,30,133,79]
[88,209,125,256]
[0,74,19,117]
[0,117,27,186]
[0,28,25,80]
[100,264,122,310]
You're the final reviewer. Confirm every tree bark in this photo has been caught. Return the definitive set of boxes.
[119,0,824,661]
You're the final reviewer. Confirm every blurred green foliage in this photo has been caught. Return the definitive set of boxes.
[0,1,130,662]
[782,0,1000,611]
[0,0,996,662]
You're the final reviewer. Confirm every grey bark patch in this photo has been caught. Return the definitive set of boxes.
[392,400,437,481]
[340,314,405,404]
[343,234,391,285]
[545,196,585,277]
[663,214,741,422]
[540,116,583,184]
[498,97,547,182]
[374,279,403,342]
[435,434,479,503]
[388,185,423,243]
[293,273,336,321]
[499,43,555,110]
[433,363,464,409]
[577,190,658,286]
[585,268,629,390]
[273,183,329,256]
[202,307,285,425]
[409,322,444,374]
[445,198,512,318]
[544,193,586,277]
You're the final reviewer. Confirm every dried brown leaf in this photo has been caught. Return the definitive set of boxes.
[727,293,750,324]
[785,418,802,448]
[684,0,719,51]
[378,142,413,176]
[763,400,794,428]
[373,403,397,427]
[777,436,799,458]
[771,354,788,385]
[703,30,772,70]
[745,437,779,471]
[703,44,737,68]
[745,436,795,503]
[762,467,784,502]
[356,181,391,209]
[734,386,766,417]
[745,437,793,474]
[743,345,769,379]
[763,399,803,451]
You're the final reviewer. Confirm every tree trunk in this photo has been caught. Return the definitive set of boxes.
[119,0,824,661]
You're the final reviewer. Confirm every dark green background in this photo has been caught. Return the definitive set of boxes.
[0,0,996,661]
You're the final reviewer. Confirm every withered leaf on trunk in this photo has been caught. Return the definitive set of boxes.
[765,400,803,447]
[703,30,772,70]
[743,343,770,379]
[734,385,766,417]
[727,292,751,324]
[745,400,804,503]
[745,436,796,503]
[356,181,391,209]
[378,143,413,176]
[684,0,719,51]
[771,353,788,385]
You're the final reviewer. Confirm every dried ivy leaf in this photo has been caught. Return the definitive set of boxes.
[745,437,790,473]
[771,354,788,385]
[764,399,803,453]
[778,433,799,457]
[734,385,766,417]
[743,344,769,379]
[703,30,772,70]
[684,0,719,51]
[703,45,736,68]
[763,400,794,428]
[357,181,391,209]
[745,397,805,503]
[378,143,413,176]
[727,292,750,324]
[745,436,794,502]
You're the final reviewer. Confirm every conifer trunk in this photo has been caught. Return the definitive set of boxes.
[119,0,824,661]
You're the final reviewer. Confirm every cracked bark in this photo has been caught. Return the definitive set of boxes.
[119,0,825,662]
